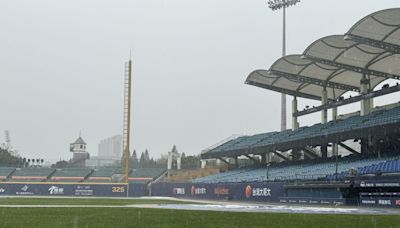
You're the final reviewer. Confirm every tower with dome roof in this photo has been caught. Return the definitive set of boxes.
[70,134,89,167]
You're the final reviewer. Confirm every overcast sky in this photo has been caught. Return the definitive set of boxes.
[0,0,399,163]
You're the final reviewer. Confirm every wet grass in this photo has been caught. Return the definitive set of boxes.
[0,207,399,228]
[0,198,398,227]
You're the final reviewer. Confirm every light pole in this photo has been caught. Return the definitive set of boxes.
[267,0,301,131]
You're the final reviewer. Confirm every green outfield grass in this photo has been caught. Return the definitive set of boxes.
[0,198,398,228]
[0,197,189,205]
[0,207,399,228]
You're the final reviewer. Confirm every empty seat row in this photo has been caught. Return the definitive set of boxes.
[207,106,400,156]
[194,155,400,183]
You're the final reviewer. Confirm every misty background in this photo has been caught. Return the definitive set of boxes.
[0,0,399,163]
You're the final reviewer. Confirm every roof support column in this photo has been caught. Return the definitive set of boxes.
[321,88,328,124]
[321,87,328,158]
[360,74,370,116]
[260,153,267,164]
[332,107,338,158]
[370,97,374,111]
[201,159,206,169]
[292,96,299,130]
[234,156,239,168]
[216,158,222,166]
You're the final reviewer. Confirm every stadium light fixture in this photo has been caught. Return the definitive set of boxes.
[267,0,301,11]
[267,0,301,131]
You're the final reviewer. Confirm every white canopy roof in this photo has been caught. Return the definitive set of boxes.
[246,8,400,100]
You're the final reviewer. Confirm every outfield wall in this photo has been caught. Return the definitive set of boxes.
[151,182,285,202]
[151,182,355,206]
[0,182,147,197]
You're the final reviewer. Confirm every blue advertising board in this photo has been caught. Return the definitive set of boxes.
[354,180,400,188]
[360,197,400,207]
[0,183,147,197]
[151,182,285,202]
[279,197,346,206]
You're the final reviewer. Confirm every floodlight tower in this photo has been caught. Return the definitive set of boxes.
[267,0,301,131]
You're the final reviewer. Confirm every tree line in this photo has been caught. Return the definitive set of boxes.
[0,144,201,170]
[127,145,201,169]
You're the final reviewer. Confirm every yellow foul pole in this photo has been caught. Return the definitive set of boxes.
[124,59,132,183]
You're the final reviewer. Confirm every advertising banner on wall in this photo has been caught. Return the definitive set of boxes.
[279,197,346,205]
[151,182,285,202]
[360,197,400,207]
[0,183,133,197]
[354,180,400,188]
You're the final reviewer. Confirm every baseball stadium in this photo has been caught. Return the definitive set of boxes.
[1,4,400,228]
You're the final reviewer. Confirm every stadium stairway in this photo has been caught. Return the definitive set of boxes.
[1,167,16,182]
[82,169,95,182]
[45,169,58,182]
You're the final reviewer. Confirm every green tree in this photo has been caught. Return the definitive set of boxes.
[52,160,69,168]
[181,155,201,169]
[131,150,139,167]
[0,148,23,167]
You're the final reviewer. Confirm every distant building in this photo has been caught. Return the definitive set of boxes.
[70,136,89,168]
[85,135,122,167]
[98,135,122,160]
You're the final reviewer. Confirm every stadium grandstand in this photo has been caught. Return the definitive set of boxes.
[200,7,400,171]
[163,8,400,207]
[0,167,165,184]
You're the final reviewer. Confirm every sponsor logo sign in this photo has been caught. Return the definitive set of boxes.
[298,199,308,204]
[359,181,400,187]
[16,185,34,195]
[245,185,271,198]
[49,186,64,195]
[375,183,400,187]
[333,200,344,206]
[190,186,206,196]
[320,200,331,205]
[21,185,29,191]
[378,199,391,206]
[245,185,252,198]
[213,187,229,196]
[172,188,185,195]
[359,181,374,187]
[361,199,376,205]
[75,185,93,196]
